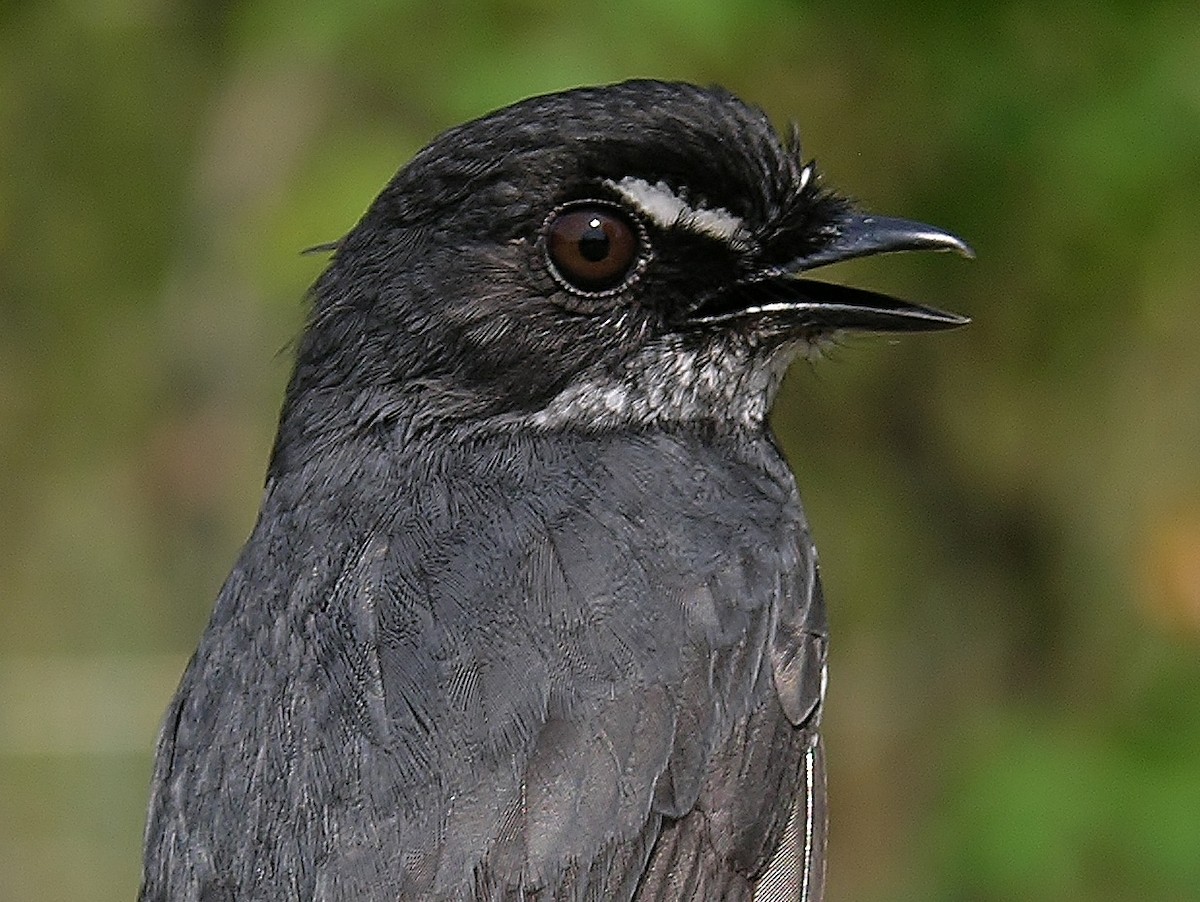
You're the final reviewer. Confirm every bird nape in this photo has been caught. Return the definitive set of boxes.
[140,80,970,902]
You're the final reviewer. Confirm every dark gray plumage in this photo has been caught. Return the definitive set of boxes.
[140,80,969,901]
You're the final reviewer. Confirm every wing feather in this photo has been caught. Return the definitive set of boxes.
[141,431,829,901]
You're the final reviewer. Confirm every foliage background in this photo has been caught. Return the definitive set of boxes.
[2,1,1198,900]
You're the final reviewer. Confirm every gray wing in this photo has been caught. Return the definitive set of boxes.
[140,432,828,901]
[633,533,829,902]
[751,738,827,902]
[755,557,829,902]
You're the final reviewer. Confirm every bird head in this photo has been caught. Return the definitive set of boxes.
[276,81,970,466]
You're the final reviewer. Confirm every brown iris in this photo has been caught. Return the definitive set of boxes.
[546,205,640,293]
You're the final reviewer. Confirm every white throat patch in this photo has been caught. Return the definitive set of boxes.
[609,176,750,250]
[527,335,800,432]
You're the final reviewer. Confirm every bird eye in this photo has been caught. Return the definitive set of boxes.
[545,204,642,294]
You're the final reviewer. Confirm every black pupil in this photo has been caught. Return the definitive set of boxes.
[578,220,610,262]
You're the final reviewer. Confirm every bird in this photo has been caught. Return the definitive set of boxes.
[139,79,970,902]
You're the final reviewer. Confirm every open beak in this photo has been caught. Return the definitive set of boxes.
[690,211,973,332]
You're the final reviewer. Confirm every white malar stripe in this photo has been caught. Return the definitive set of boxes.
[610,176,748,247]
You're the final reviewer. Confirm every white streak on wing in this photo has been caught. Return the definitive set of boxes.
[753,732,824,902]
[609,176,748,247]
[800,741,817,902]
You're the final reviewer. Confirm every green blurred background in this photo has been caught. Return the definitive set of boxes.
[3,1,1199,900]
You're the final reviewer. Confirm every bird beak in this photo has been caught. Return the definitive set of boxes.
[689,211,973,333]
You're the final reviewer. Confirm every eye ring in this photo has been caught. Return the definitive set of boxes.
[542,201,648,297]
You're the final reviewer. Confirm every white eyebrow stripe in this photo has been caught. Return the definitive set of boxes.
[608,176,748,246]
[798,161,815,193]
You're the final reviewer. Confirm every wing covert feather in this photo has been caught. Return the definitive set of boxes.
[142,431,829,901]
